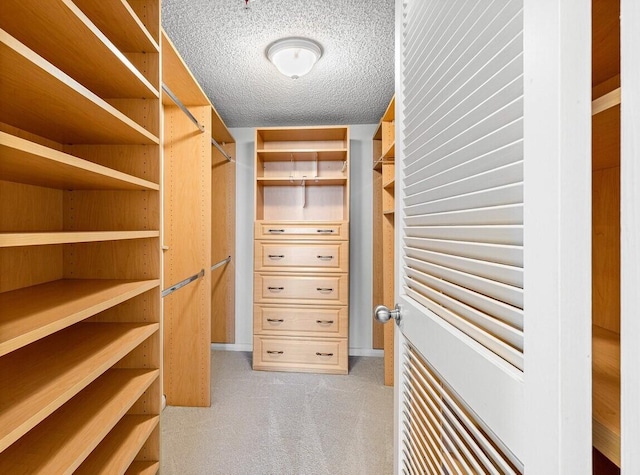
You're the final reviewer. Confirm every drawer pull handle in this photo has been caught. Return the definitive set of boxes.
[268,229,285,233]
[268,254,285,259]
[267,318,284,323]
[317,229,334,233]
[267,286,284,291]
[317,255,334,260]
[316,352,334,357]
[267,350,284,355]
[317,287,333,293]
[316,320,334,325]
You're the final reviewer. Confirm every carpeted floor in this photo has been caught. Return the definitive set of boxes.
[160,350,394,475]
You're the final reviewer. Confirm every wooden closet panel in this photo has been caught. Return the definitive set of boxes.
[0,246,63,292]
[0,181,62,232]
[211,260,234,343]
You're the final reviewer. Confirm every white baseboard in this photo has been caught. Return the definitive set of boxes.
[211,343,253,352]
[348,348,384,357]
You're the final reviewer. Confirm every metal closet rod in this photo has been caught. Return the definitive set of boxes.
[211,255,232,271]
[162,268,205,298]
[211,138,233,162]
[162,83,205,133]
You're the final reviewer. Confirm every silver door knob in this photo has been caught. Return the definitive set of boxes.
[374,304,402,324]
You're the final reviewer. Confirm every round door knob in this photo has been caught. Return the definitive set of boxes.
[374,304,402,324]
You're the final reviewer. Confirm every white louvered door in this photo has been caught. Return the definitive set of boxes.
[393,0,593,473]
[394,1,526,471]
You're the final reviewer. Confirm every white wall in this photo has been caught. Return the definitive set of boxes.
[226,124,380,355]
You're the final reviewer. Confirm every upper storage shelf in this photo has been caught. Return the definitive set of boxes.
[257,150,348,162]
[0,29,159,145]
[0,0,158,99]
[256,126,349,151]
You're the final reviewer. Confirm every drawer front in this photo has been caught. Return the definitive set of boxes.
[253,336,348,374]
[255,241,348,273]
[254,273,348,305]
[254,305,348,337]
[256,222,348,240]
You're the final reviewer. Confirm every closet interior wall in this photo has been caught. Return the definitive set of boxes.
[591,0,621,470]
[161,31,236,407]
[0,0,161,472]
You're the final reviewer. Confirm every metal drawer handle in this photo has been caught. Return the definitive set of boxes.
[317,287,333,293]
[268,254,285,259]
[267,350,284,355]
[268,229,285,233]
[267,318,284,323]
[317,255,334,260]
[316,352,334,357]
[316,320,334,324]
[267,286,284,291]
[317,229,334,233]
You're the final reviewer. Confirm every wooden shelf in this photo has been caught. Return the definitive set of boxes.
[0,29,159,145]
[0,279,159,357]
[126,461,160,475]
[593,325,620,467]
[383,209,395,216]
[0,1,158,99]
[161,30,210,107]
[0,368,159,473]
[382,141,396,159]
[75,414,159,475]
[257,177,347,186]
[258,127,349,143]
[373,157,383,171]
[0,132,159,191]
[0,322,159,452]
[73,0,160,53]
[257,149,348,161]
[592,87,621,116]
[0,230,159,248]
[384,178,396,190]
[212,105,235,145]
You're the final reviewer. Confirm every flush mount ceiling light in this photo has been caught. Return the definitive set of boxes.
[267,37,323,79]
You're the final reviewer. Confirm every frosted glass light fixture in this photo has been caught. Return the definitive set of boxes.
[267,37,322,79]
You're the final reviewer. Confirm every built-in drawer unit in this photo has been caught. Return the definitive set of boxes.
[254,241,348,273]
[253,335,348,374]
[254,304,348,338]
[255,221,348,241]
[254,273,348,305]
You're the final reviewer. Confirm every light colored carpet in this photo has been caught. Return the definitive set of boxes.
[160,350,393,475]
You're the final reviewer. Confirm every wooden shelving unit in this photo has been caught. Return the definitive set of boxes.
[591,0,621,469]
[372,96,396,385]
[0,0,161,471]
[253,126,350,375]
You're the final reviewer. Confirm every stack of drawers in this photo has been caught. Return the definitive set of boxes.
[253,222,349,374]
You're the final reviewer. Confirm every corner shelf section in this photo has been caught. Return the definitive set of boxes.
[0,322,159,453]
[0,132,159,191]
[0,279,159,357]
[0,368,159,473]
[0,29,159,145]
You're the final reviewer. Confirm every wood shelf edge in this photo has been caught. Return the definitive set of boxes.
[126,461,160,475]
[592,87,621,116]
[0,230,159,247]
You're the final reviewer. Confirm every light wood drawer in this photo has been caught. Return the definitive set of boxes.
[253,336,348,374]
[254,304,348,338]
[254,273,348,305]
[255,221,348,240]
[254,241,348,273]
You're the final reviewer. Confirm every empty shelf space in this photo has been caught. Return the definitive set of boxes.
[257,149,348,161]
[382,141,395,159]
[75,414,159,475]
[373,157,384,171]
[592,88,621,116]
[383,178,395,190]
[0,30,159,145]
[73,0,159,53]
[0,322,159,452]
[257,177,347,186]
[0,132,159,191]
[126,461,160,475]
[0,2,157,99]
[0,230,159,248]
[0,368,159,473]
[592,325,620,467]
[0,279,159,357]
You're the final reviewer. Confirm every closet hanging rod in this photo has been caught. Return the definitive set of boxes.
[211,138,234,162]
[162,83,205,133]
[211,255,232,271]
[162,268,205,298]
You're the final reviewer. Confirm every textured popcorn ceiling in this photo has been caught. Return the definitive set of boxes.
[162,0,395,127]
